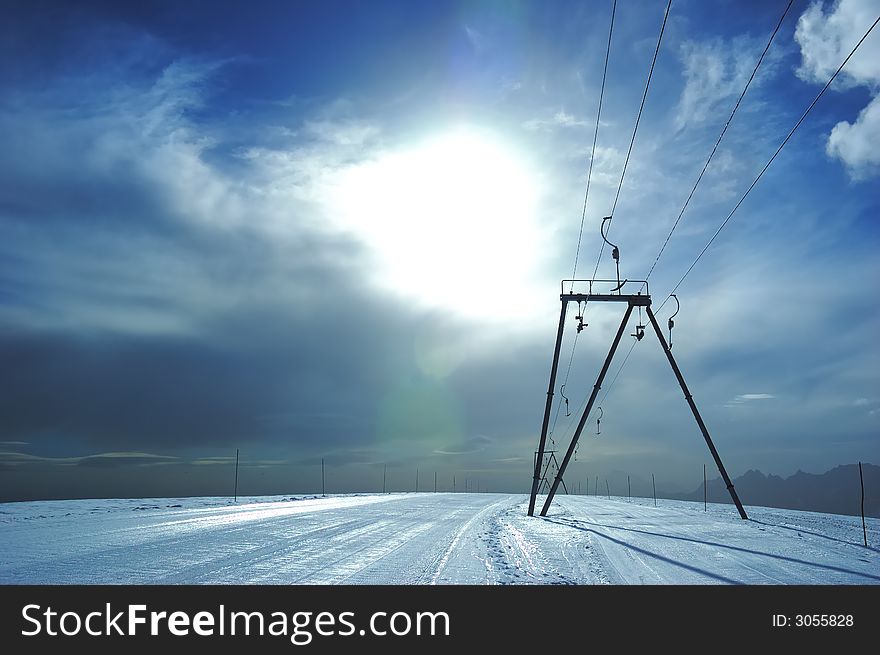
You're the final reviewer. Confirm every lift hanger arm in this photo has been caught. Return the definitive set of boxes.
[667,294,680,350]
[601,216,627,292]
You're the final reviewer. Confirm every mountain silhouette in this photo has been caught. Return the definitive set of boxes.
[673,463,879,517]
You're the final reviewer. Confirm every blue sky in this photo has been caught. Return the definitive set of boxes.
[1,0,878,501]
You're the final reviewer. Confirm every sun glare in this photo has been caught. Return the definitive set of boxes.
[329,128,546,320]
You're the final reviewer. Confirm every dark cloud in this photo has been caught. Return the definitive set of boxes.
[75,453,178,468]
[2,0,878,505]
[0,450,177,470]
[0,284,475,452]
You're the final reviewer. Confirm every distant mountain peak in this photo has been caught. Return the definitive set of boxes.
[677,462,878,518]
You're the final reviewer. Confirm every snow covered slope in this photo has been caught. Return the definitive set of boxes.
[1,493,877,584]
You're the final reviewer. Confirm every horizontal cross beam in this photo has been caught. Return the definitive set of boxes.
[560,293,651,306]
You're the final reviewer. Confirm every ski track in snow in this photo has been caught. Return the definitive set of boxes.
[1,493,877,584]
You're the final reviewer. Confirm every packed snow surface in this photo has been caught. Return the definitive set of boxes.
[2,493,877,584]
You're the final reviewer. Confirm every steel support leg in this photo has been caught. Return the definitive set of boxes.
[540,305,634,516]
[528,300,569,516]
[645,306,748,519]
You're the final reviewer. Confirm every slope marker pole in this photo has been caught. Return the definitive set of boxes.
[233,448,239,503]
[859,462,868,547]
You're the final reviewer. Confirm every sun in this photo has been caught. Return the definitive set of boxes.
[328,127,547,320]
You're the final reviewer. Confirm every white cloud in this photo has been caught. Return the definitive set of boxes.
[852,398,879,416]
[433,448,483,456]
[795,0,880,86]
[522,109,591,131]
[795,0,880,178]
[303,119,381,146]
[0,57,361,338]
[464,25,489,53]
[724,393,776,407]
[675,35,780,130]
[553,110,588,127]
[826,94,880,177]
[191,457,286,467]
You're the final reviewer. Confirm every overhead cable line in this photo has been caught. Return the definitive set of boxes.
[597,338,638,408]
[588,0,673,282]
[594,9,880,420]
[657,10,880,313]
[570,0,617,291]
[643,0,794,284]
[551,0,617,442]
[593,0,795,413]
[553,0,672,451]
